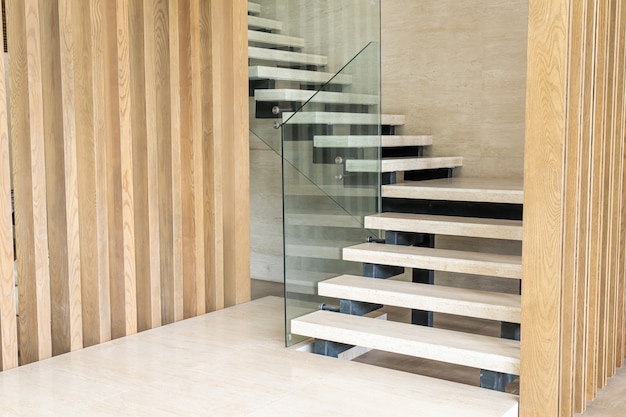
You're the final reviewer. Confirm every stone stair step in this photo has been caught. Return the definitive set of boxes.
[248,2,261,14]
[282,112,405,126]
[248,15,282,31]
[382,177,524,204]
[249,66,352,85]
[248,31,305,48]
[255,89,378,106]
[291,310,520,374]
[343,242,522,279]
[345,156,463,173]
[249,46,327,66]
[314,135,433,148]
[365,212,523,240]
[318,274,521,323]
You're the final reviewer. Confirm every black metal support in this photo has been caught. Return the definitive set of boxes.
[480,321,520,392]
[255,100,298,119]
[313,339,352,358]
[248,79,275,97]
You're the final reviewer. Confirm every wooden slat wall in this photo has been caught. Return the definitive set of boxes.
[0,0,249,369]
[522,0,626,416]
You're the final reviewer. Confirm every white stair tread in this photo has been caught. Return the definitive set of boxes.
[382,177,524,204]
[318,275,521,323]
[249,66,352,85]
[285,212,363,228]
[248,2,261,14]
[291,310,520,374]
[343,242,522,279]
[287,239,357,260]
[249,46,327,66]
[282,112,405,126]
[365,212,523,240]
[248,15,282,31]
[314,135,433,148]
[248,31,305,48]
[345,156,463,173]
[255,89,378,105]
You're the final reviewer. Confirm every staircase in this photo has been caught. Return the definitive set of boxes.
[249,3,521,416]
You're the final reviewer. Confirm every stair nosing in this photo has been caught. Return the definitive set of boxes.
[281,112,405,125]
[313,135,433,148]
[248,46,327,66]
[248,31,305,48]
[345,156,463,173]
[249,66,352,85]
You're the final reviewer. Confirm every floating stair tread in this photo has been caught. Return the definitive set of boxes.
[255,89,378,105]
[382,177,524,204]
[314,135,433,148]
[248,31,305,48]
[248,15,282,31]
[318,275,521,323]
[249,66,352,85]
[343,242,522,279]
[291,310,520,374]
[345,156,463,173]
[282,112,405,126]
[365,212,523,240]
[248,2,261,14]
[249,46,327,66]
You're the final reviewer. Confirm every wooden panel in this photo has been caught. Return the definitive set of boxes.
[205,0,224,312]
[8,0,53,365]
[190,0,206,316]
[0,12,17,371]
[573,0,598,411]
[1,0,250,371]
[114,0,137,337]
[521,1,568,416]
[560,0,587,414]
[84,0,113,346]
[151,0,174,325]
[132,0,158,333]
[56,0,84,353]
[168,0,184,322]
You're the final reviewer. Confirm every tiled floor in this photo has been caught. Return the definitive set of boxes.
[0,295,520,417]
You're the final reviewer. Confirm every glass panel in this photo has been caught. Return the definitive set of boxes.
[282,42,382,345]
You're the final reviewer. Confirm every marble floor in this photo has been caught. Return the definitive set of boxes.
[0,280,620,416]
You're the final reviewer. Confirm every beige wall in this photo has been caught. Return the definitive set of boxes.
[381,0,528,178]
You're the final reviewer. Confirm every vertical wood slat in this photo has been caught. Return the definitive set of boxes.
[133,0,159,333]
[560,0,586,414]
[521,1,569,416]
[168,0,184,322]
[56,0,83,353]
[115,0,137,337]
[573,0,598,411]
[86,0,113,346]
[190,0,206,316]
[228,0,251,307]
[0,9,17,371]
[8,0,53,365]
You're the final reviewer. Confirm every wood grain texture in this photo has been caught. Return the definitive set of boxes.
[573,0,597,410]
[57,0,84,353]
[115,0,137,337]
[0,10,18,371]
[168,0,184,322]
[205,0,224,312]
[560,1,586,414]
[152,0,174,325]
[521,1,568,416]
[86,0,112,345]
[617,0,626,368]
[190,0,206,316]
